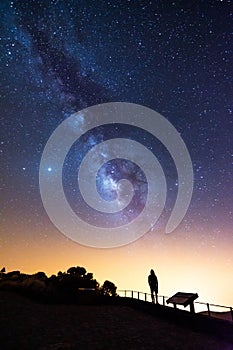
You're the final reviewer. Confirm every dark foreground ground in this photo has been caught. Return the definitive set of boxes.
[0,291,232,350]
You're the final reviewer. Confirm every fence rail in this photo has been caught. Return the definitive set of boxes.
[117,290,233,321]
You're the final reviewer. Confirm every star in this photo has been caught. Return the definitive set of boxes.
[1,0,232,306]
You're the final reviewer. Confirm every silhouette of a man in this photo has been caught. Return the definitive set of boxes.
[148,269,158,303]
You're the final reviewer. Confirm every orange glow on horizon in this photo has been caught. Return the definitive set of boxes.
[1,218,232,309]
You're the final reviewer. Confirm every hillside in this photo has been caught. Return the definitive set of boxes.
[199,310,232,322]
[0,291,232,350]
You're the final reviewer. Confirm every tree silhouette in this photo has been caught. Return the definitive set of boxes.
[100,280,117,297]
[33,272,47,280]
[67,266,86,277]
[0,266,117,303]
[76,267,86,277]
[0,267,5,278]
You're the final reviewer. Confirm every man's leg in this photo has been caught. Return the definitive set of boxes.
[150,288,155,303]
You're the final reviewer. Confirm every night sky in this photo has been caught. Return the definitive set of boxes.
[1,1,232,307]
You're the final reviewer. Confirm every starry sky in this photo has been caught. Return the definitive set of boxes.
[1,0,232,308]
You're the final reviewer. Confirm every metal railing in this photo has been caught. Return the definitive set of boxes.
[117,289,233,321]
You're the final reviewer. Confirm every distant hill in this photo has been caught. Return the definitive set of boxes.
[199,310,232,322]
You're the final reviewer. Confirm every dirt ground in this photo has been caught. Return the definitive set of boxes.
[0,291,232,350]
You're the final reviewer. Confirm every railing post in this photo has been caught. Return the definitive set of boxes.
[163,296,165,306]
[124,290,126,297]
[138,291,140,300]
[145,293,147,302]
[131,290,133,298]
[230,307,233,322]
[207,303,211,317]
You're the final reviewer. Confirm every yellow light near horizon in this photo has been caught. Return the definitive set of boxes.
[1,223,232,308]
